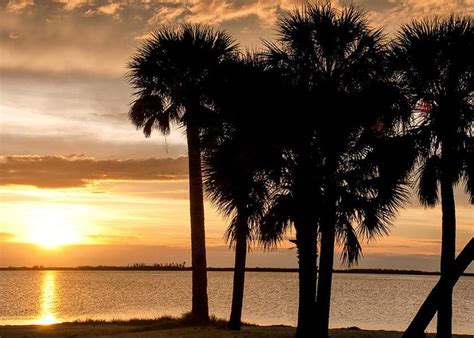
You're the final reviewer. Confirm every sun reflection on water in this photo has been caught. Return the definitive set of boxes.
[37,271,60,325]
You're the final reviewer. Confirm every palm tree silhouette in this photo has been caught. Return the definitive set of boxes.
[266,3,414,337]
[259,143,323,338]
[203,137,270,330]
[128,24,238,322]
[203,54,288,330]
[392,16,473,337]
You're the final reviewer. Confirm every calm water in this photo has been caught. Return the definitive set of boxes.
[0,271,472,334]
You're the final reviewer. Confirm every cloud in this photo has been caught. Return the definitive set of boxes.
[0,73,187,159]
[151,0,283,27]
[0,155,189,188]
[8,32,20,39]
[365,0,474,34]
[97,3,121,15]
[6,0,34,13]
[85,3,122,18]
[2,0,472,78]
[55,0,86,11]
[147,5,188,25]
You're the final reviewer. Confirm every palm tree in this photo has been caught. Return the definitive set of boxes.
[266,3,414,337]
[128,24,238,322]
[203,54,287,330]
[203,139,270,330]
[259,145,323,338]
[391,16,473,337]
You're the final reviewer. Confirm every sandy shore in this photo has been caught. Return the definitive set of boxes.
[0,320,472,338]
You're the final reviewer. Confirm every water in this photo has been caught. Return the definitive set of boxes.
[0,271,472,334]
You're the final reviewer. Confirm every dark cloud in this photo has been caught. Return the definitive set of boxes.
[0,155,189,188]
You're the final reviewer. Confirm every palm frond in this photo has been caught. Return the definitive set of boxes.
[417,155,440,207]
[260,193,295,249]
[336,220,362,267]
[463,147,474,204]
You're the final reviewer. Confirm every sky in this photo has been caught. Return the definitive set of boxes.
[0,0,472,271]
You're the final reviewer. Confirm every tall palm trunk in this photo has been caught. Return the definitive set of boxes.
[186,123,209,322]
[295,220,318,338]
[228,217,248,330]
[315,180,336,338]
[437,171,456,338]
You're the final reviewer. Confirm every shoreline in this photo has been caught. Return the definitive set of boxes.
[0,322,472,338]
[0,317,473,338]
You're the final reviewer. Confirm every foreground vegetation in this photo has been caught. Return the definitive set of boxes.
[0,316,472,338]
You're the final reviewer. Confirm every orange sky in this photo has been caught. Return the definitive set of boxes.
[0,0,472,271]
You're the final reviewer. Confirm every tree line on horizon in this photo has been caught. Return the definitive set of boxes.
[6,265,474,276]
[128,3,473,338]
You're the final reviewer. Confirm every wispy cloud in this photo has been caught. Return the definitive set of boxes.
[0,155,189,188]
[84,2,122,18]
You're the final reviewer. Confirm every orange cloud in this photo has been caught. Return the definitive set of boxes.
[6,0,34,13]
[0,155,189,188]
[55,0,86,11]
[97,3,121,15]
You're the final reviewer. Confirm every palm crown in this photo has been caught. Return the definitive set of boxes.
[128,24,238,136]
[392,16,473,205]
[264,2,412,264]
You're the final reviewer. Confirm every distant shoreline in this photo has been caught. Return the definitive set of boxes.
[1,266,473,276]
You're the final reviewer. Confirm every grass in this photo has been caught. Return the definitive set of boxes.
[70,313,232,331]
[0,315,472,337]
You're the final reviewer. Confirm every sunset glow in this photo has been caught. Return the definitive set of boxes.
[25,205,83,248]
[0,0,472,271]
[0,2,473,336]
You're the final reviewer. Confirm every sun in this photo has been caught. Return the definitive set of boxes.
[26,205,83,248]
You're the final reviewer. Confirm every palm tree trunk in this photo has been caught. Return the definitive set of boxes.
[437,173,456,338]
[186,124,209,322]
[228,219,248,330]
[403,238,474,338]
[295,222,318,338]
[315,179,336,338]
[315,222,335,338]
